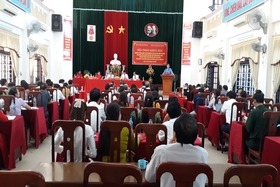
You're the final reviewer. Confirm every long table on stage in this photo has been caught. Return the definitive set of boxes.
[73,78,143,93]
[33,162,241,187]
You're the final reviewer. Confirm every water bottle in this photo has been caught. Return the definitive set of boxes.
[129,117,133,129]
[148,119,153,124]
[33,97,37,107]
[25,93,28,101]
[12,100,16,116]
[142,77,144,81]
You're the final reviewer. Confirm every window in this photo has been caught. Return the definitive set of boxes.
[31,55,45,83]
[233,60,254,95]
[0,49,15,83]
[206,62,219,89]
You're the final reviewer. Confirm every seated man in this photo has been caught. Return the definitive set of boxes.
[145,113,208,187]
[105,71,114,80]
[158,101,181,143]
[68,79,78,96]
[190,88,204,116]
[219,91,237,149]
[120,71,129,80]
[132,71,139,80]
[94,71,102,79]
[53,84,65,102]
[87,88,106,132]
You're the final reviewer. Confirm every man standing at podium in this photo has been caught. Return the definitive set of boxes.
[162,64,174,75]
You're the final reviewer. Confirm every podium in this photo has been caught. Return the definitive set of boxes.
[161,74,174,95]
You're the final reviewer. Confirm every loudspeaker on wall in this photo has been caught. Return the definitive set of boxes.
[52,14,63,32]
[192,21,203,38]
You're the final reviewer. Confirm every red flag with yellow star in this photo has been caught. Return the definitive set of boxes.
[104,11,128,75]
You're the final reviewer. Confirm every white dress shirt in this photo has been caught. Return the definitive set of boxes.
[70,86,78,96]
[120,74,129,80]
[105,74,114,80]
[145,143,208,187]
[132,74,139,80]
[53,89,65,102]
[54,125,97,162]
[221,98,237,124]
[158,118,178,143]
[87,101,106,132]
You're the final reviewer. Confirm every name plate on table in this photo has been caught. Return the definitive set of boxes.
[7,116,16,120]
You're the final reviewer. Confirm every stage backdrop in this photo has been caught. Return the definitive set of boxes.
[73,0,183,84]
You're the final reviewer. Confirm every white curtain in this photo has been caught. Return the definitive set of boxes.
[203,48,223,83]
[230,39,259,89]
[272,35,280,94]
[0,29,20,81]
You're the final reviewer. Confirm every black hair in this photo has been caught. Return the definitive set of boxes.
[196,84,201,87]
[69,100,87,121]
[255,89,263,94]
[151,86,159,92]
[48,81,53,87]
[53,84,60,88]
[20,80,29,90]
[118,92,128,107]
[59,79,65,84]
[226,91,236,99]
[173,113,198,146]
[253,92,264,103]
[0,79,7,86]
[152,90,159,101]
[63,83,68,88]
[218,85,222,90]
[118,86,125,93]
[37,81,43,87]
[240,91,247,99]
[168,96,178,104]
[68,79,73,85]
[167,102,181,119]
[46,79,51,84]
[214,89,221,104]
[8,87,17,96]
[131,88,138,93]
[104,84,110,90]
[89,88,100,102]
[40,84,47,90]
[223,85,228,91]
[198,88,204,93]
[8,82,15,87]
[130,84,137,89]
[142,94,154,123]
[142,81,145,86]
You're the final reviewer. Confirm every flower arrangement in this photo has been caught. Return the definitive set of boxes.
[146,65,155,76]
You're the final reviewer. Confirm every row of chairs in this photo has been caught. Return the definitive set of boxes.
[0,162,277,187]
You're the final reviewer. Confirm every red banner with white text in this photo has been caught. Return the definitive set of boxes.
[182,22,192,65]
[104,11,128,74]
[63,16,72,61]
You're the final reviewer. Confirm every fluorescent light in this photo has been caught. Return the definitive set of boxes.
[237,34,254,41]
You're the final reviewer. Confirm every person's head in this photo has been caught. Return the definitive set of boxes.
[89,88,100,102]
[198,88,204,93]
[106,102,121,120]
[68,79,73,85]
[97,71,101,75]
[40,84,47,90]
[48,81,53,87]
[35,77,40,83]
[131,88,138,93]
[63,83,68,88]
[133,71,136,75]
[214,89,221,104]
[168,96,179,104]
[20,80,29,90]
[145,82,150,88]
[152,90,159,101]
[37,81,43,87]
[8,87,19,97]
[59,79,64,84]
[144,94,154,107]
[46,79,51,84]
[105,84,110,90]
[173,113,198,146]
[237,88,243,96]
[0,78,7,86]
[118,86,125,93]
[167,102,181,119]
[131,84,137,89]
[240,91,247,99]
[118,92,128,107]
[53,84,60,89]
[151,86,159,92]
[8,82,15,88]
[78,71,81,74]
[226,91,236,100]
[253,92,264,105]
[196,84,201,88]
[255,89,263,94]
[69,100,87,121]
[113,53,118,59]
[223,85,228,91]
[167,64,170,68]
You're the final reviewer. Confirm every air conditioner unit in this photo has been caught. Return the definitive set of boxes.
[0,0,18,16]
[233,14,248,27]
[40,22,48,32]
[206,30,217,39]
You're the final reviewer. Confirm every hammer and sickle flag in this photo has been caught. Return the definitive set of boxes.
[106,25,113,34]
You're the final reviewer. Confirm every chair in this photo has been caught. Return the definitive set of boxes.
[236,97,243,102]
[222,102,247,153]
[51,120,85,162]
[247,97,254,112]
[0,95,15,112]
[83,162,142,187]
[248,111,280,164]
[263,103,273,110]
[130,93,143,104]
[0,87,7,93]
[177,87,183,97]
[134,100,144,110]
[16,86,25,99]
[156,162,213,187]
[31,87,40,91]
[142,107,163,123]
[28,91,43,106]
[223,164,278,187]
[100,93,109,103]
[135,123,167,160]
[112,93,120,100]
[85,106,99,131]
[99,121,132,162]
[196,122,205,148]
[120,107,138,125]
[264,98,274,104]
[99,99,106,109]
[0,171,45,187]
[155,100,168,109]
[181,107,187,113]
[273,103,280,111]
[218,97,227,104]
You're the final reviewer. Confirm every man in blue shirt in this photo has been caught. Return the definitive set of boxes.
[162,64,174,75]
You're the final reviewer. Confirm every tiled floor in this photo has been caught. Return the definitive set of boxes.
[13,135,228,171]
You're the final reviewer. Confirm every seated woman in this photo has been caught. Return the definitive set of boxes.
[138,94,161,123]
[162,96,179,122]
[54,100,97,162]
[62,83,71,97]
[98,103,137,162]
[208,89,221,111]
[118,92,129,107]
[20,80,30,99]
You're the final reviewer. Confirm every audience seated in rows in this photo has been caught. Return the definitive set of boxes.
[190,88,204,116]
[138,94,161,123]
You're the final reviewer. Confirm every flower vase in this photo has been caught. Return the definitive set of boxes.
[148,76,153,84]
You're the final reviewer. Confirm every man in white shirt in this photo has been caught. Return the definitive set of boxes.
[59,79,65,87]
[145,113,208,187]
[132,71,139,80]
[158,101,181,143]
[87,88,106,132]
[120,71,129,80]
[105,71,114,80]
[68,79,78,96]
[219,91,237,148]
[52,84,65,102]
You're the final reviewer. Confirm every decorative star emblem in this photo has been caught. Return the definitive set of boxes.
[118,25,125,34]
